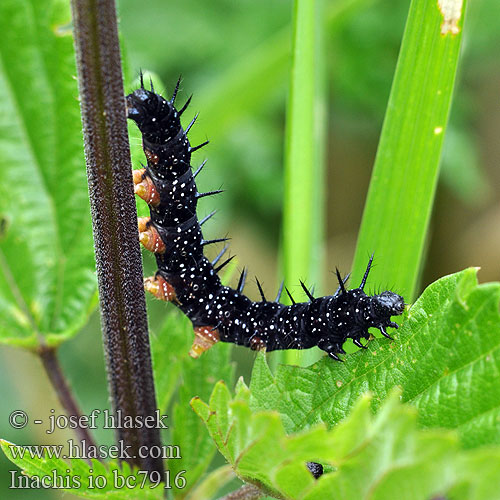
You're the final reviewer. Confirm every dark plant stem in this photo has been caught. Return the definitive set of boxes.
[70,0,163,476]
[38,346,98,460]
[218,485,263,500]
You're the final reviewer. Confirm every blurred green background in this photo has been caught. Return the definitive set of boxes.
[1,0,499,498]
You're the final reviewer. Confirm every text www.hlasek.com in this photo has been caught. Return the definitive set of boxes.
[8,440,181,461]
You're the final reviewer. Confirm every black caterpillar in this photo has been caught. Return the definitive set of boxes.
[126,76,405,360]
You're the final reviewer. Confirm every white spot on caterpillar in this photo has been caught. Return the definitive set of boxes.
[434,126,443,134]
[437,0,463,35]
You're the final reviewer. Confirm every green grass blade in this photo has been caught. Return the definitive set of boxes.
[351,0,467,302]
[282,0,326,366]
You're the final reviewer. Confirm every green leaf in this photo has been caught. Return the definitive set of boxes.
[148,232,237,498]
[184,465,234,500]
[351,0,467,301]
[302,394,459,500]
[151,309,235,498]
[194,385,496,500]
[250,269,500,450]
[167,330,234,498]
[0,0,96,349]
[149,276,236,498]
[150,310,192,412]
[170,344,233,499]
[0,439,163,499]
[450,448,500,500]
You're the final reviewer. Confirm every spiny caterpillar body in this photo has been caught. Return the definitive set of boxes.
[126,77,405,360]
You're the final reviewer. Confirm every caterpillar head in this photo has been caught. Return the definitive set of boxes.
[368,290,405,324]
[351,256,405,322]
[371,290,405,317]
[126,84,178,144]
[126,87,158,123]
[331,257,406,346]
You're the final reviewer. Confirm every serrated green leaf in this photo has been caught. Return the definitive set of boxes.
[190,395,210,415]
[150,304,235,499]
[149,253,236,499]
[0,0,96,349]
[150,310,192,411]
[275,462,314,500]
[170,340,233,498]
[194,385,492,500]
[184,465,234,500]
[450,448,500,500]
[234,376,250,398]
[209,381,233,441]
[250,269,500,451]
[0,440,163,499]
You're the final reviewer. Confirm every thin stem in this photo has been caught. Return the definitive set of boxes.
[218,484,263,500]
[38,346,98,460]
[70,0,163,476]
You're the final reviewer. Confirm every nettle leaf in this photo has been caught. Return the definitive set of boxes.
[0,0,96,349]
[250,269,500,449]
[449,448,500,500]
[170,341,233,499]
[0,439,163,499]
[193,385,500,500]
[151,308,234,499]
[151,310,193,412]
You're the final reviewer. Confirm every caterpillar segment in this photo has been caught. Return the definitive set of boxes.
[133,168,160,206]
[249,336,267,352]
[144,274,179,304]
[137,217,166,254]
[144,148,160,165]
[189,325,221,358]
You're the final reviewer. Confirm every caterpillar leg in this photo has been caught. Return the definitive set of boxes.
[144,148,160,165]
[189,326,220,358]
[133,168,160,206]
[138,217,166,253]
[249,336,267,352]
[317,338,345,362]
[144,274,178,303]
[352,330,370,349]
[353,338,368,349]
